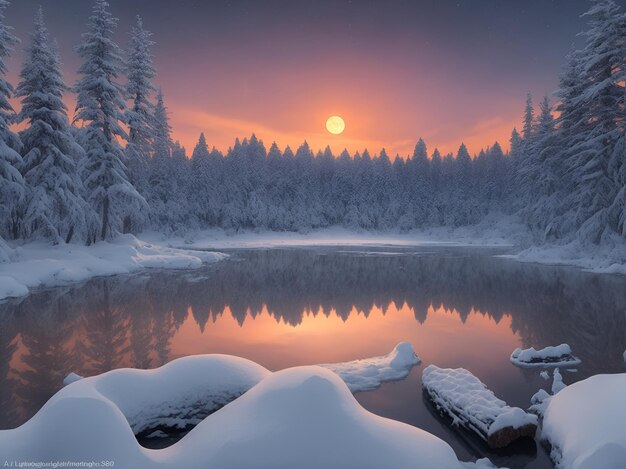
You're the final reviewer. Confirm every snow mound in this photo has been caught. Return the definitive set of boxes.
[59,344,419,434]
[423,365,537,448]
[62,372,84,386]
[0,234,227,301]
[60,354,270,435]
[510,344,581,368]
[321,342,420,392]
[0,362,500,469]
[542,373,626,469]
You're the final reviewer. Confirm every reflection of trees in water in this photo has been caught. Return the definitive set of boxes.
[0,321,18,427]
[1,248,625,429]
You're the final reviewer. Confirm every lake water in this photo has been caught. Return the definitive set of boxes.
[1,245,625,468]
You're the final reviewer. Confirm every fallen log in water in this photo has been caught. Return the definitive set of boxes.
[422,365,537,449]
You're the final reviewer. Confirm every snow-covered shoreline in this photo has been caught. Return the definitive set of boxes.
[2,218,625,302]
[0,234,226,301]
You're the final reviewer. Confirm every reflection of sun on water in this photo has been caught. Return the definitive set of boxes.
[170,303,519,372]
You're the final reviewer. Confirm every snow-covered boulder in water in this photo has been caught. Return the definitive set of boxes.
[510,344,581,368]
[423,365,537,448]
[321,342,420,392]
[542,373,626,469]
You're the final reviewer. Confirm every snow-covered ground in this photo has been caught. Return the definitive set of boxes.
[0,234,226,301]
[505,237,626,275]
[145,216,525,250]
[510,344,581,368]
[541,373,626,469]
[0,354,501,469]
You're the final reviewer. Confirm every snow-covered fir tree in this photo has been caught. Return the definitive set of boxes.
[16,8,93,243]
[567,0,625,242]
[125,15,155,196]
[0,0,23,240]
[148,89,176,227]
[75,0,147,240]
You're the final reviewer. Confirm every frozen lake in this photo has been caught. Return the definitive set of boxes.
[1,245,625,468]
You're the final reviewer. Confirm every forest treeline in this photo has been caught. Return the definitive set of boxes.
[0,0,624,245]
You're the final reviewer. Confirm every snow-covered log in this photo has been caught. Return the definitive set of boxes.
[422,365,537,448]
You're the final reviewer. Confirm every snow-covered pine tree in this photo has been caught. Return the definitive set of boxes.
[567,0,626,242]
[522,92,534,141]
[16,8,93,243]
[125,15,156,197]
[0,0,24,240]
[75,0,147,240]
[148,89,175,227]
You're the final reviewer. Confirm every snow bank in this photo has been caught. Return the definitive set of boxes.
[321,342,421,392]
[0,237,13,263]
[0,234,226,301]
[542,373,626,469]
[505,237,626,275]
[423,365,537,448]
[0,361,500,469]
[145,217,523,252]
[510,344,581,368]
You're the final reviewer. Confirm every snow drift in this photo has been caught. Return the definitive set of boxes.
[542,373,626,469]
[1,357,499,469]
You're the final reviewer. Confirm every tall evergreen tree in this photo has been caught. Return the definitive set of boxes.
[522,92,534,140]
[125,15,156,196]
[16,8,92,243]
[0,0,24,240]
[568,0,626,242]
[75,0,146,240]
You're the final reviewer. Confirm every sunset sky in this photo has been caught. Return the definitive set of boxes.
[5,0,621,157]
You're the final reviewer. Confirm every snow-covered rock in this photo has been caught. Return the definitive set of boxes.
[0,360,500,469]
[321,342,420,392]
[0,234,226,301]
[551,368,567,394]
[60,354,270,435]
[61,343,420,434]
[542,373,626,469]
[422,365,537,448]
[510,344,581,368]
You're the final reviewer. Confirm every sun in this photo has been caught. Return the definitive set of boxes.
[326,115,345,135]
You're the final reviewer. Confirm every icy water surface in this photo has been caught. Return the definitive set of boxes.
[1,246,625,468]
